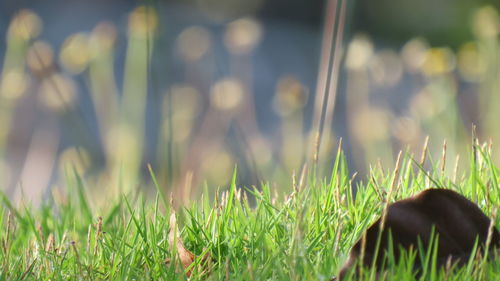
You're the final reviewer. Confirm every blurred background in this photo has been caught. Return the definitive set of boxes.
[1,0,500,204]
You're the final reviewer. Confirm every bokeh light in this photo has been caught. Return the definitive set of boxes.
[273,76,308,116]
[457,42,486,82]
[369,50,403,86]
[128,6,157,37]
[210,78,244,111]
[177,26,212,62]
[58,146,91,176]
[162,84,201,142]
[26,41,54,75]
[39,74,77,111]
[60,33,91,74]
[421,47,456,76]
[201,148,234,186]
[224,18,262,55]
[472,6,499,38]
[166,84,201,121]
[351,106,391,142]
[410,87,444,120]
[7,9,42,41]
[0,70,29,99]
[90,22,117,54]
[392,116,420,144]
[345,34,374,71]
[401,38,429,73]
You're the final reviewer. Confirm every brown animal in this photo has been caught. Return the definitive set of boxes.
[337,188,500,280]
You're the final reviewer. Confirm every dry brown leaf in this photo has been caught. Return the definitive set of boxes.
[167,211,195,275]
[167,211,211,277]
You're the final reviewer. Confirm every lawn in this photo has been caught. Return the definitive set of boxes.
[0,145,498,281]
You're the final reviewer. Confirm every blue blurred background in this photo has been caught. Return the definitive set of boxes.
[1,0,500,204]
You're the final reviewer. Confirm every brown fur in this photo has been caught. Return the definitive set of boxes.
[337,188,500,280]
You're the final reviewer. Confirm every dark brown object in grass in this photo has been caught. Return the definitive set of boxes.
[337,188,500,280]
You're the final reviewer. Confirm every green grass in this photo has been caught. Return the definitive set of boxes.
[0,146,499,281]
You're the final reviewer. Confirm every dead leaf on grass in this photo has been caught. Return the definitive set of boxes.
[167,211,211,277]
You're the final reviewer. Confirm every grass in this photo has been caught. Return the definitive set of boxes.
[0,144,499,281]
